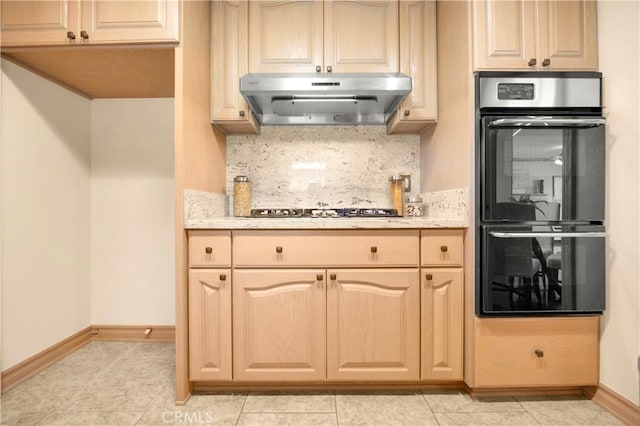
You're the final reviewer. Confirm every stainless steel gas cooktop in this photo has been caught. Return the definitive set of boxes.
[249,208,399,218]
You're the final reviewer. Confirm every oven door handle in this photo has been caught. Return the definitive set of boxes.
[489,231,606,238]
[488,118,606,127]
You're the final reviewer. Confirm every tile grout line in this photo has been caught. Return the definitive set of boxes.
[234,392,249,425]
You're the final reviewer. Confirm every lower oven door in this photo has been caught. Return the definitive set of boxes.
[481,225,606,315]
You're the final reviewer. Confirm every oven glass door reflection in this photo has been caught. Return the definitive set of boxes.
[481,225,606,315]
[481,116,605,223]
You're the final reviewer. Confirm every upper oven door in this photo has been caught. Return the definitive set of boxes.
[481,115,605,223]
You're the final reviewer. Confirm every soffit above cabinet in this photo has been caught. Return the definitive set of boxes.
[1,46,175,99]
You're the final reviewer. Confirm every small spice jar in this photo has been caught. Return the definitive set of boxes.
[405,196,425,217]
[389,175,405,216]
[233,176,251,217]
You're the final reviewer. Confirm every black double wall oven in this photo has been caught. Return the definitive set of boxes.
[475,72,606,316]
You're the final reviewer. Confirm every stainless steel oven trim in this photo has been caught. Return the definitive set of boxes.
[489,231,606,238]
[489,117,606,127]
[479,76,602,108]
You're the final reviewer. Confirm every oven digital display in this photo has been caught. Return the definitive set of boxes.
[497,83,534,100]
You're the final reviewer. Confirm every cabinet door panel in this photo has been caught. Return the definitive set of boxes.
[249,0,323,73]
[324,0,398,72]
[472,0,536,70]
[211,0,259,133]
[327,269,419,381]
[537,0,598,70]
[1,0,79,46]
[421,269,463,380]
[80,0,178,43]
[233,269,326,381]
[189,269,232,381]
[388,0,437,134]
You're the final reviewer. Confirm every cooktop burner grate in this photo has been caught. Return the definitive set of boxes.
[249,208,399,218]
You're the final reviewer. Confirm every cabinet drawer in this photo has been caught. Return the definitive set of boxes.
[421,229,463,267]
[233,230,419,267]
[474,317,599,387]
[188,231,231,267]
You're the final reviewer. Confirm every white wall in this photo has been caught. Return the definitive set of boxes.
[90,99,175,325]
[1,60,92,369]
[597,0,640,405]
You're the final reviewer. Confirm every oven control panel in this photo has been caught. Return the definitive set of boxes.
[497,83,534,100]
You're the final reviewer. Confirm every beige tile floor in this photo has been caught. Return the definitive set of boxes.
[1,342,622,425]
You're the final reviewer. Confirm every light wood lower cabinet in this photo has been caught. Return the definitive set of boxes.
[233,269,327,381]
[327,269,420,381]
[421,268,463,380]
[188,269,232,381]
[233,268,419,382]
[472,316,599,387]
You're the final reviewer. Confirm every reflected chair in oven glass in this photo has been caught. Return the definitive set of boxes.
[490,203,545,309]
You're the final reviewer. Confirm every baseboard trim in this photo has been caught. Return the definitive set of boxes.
[585,383,640,426]
[194,382,466,393]
[1,326,93,394]
[466,385,585,398]
[91,325,175,342]
[1,325,176,394]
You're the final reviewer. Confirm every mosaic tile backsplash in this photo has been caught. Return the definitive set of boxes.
[226,126,420,209]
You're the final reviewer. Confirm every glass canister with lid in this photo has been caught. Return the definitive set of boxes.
[405,195,425,217]
[233,176,251,217]
[389,175,406,216]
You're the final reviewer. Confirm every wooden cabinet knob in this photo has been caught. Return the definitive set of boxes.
[542,58,551,67]
[316,65,321,72]
[403,109,410,116]
[316,274,323,281]
[535,349,544,358]
[239,110,245,117]
[205,247,213,254]
[67,31,76,40]
[528,58,537,67]
[370,246,378,253]
[330,274,337,280]
[80,30,89,39]
[219,274,227,281]
[275,246,283,253]
[426,273,433,281]
[440,245,448,252]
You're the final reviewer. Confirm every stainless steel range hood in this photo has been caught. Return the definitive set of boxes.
[239,73,412,126]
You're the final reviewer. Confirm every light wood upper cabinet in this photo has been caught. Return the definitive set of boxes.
[233,269,327,381]
[189,269,232,381]
[387,0,437,134]
[211,0,259,134]
[472,0,597,70]
[248,0,398,73]
[248,0,324,73]
[327,268,420,381]
[1,0,80,46]
[421,268,463,381]
[324,0,398,73]
[80,0,178,44]
[1,0,178,47]
[536,0,598,70]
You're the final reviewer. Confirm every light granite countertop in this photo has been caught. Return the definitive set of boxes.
[185,216,467,229]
